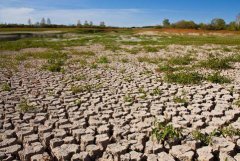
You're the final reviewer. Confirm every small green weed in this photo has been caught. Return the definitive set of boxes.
[152,121,182,143]
[1,83,11,91]
[206,72,231,84]
[165,72,203,84]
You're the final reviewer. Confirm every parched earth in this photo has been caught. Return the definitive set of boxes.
[0,43,240,161]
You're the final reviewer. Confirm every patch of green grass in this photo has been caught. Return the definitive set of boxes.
[151,88,162,96]
[1,83,11,91]
[144,46,159,52]
[234,99,240,107]
[222,47,232,52]
[79,59,88,67]
[71,83,101,94]
[168,54,194,65]
[198,56,231,70]
[18,99,35,113]
[71,50,95,56]
[152,121,182,143]
[124,76,133,83]
[121,58,129,63]
[192,130,214,145]
[98,56,110,64]
[42,58,64,72]
[126,47,142,54]
[90,63,98,69]
[73,74,87,81]
[206,72,231,84]
[220,126,240,137]
[104,44,121,52]
[173,96,188,105]
[123,94,135,103]
[165,72,203,84]
[137,56,163,64]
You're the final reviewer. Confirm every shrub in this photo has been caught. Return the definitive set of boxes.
[165,72,203,84]
[152,122,182,143]
[206,72,231,84]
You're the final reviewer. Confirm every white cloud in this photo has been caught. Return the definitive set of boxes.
[0,7,159,26]
[0,7,35,24]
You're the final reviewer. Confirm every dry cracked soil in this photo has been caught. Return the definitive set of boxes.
[0,32,240,161]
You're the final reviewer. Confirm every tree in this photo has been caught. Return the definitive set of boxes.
[84,20,89,27]
[28,18,32,25]
[89,21,93,26]
[77,20,81,27]
[236,13,240,27]
[163,19,170,27]
[211,18,226,30]
[100,21,106,27]
[173,20,197,29]
[40,18,46,26]
[227,21,237,31]
[47,18,51,25]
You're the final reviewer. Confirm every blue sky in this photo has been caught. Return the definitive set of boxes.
[0,0,239,27]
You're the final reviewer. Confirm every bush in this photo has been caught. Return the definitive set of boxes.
[165,72,203,84]
[172,20,197,29]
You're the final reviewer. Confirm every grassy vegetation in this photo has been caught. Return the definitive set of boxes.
[1,83,11,91]
[173,96,188,105]
[151,88,162,96]
[168,54,194,65]
[198,56,232,70]
[137,56,163,64]
[206,72,231,84]
[18,99,35,113]
[73,74,87,81]
[70,50,95,56]
[192,130,214,145]
[192,126,240,145]
[98,56,110,64]
[152,121,182,143]
[123,94,135,103]
[71,83,102,94]
[144,46,159,52]
[165,72,203,84]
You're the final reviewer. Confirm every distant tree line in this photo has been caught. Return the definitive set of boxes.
[0,18,107,28]
[159,14,240,31]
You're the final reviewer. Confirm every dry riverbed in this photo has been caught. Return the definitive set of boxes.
[0,32,240,161]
